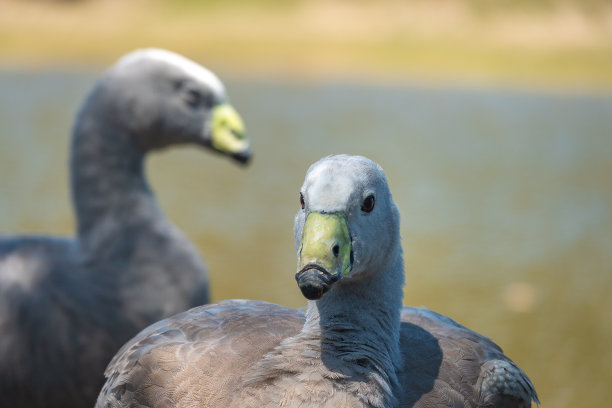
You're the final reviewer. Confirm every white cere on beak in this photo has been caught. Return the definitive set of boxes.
[115,48,226,97]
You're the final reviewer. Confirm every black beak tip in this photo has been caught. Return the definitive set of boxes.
[232,148,252,166]
[298,283,327,300]
[295,266,339,301]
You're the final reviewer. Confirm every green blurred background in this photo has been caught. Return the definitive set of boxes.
[1,1,612,407]
[2,0,612,88]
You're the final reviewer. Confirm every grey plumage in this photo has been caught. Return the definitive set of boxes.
[0,48,250,407]
[96,155,538,408]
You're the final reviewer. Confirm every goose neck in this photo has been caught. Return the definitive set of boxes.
[299,252,405,406]
[69,106,160,257]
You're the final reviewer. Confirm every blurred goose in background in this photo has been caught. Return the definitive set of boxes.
[97,155,538,408]
[0,48,251,408]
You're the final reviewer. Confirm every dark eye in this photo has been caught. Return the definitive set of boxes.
[361,195,375,213]
[184,89,202,107]
[300,193,305,210]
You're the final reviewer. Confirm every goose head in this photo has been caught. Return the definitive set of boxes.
[96,48,251,164]
[294,155,400,300]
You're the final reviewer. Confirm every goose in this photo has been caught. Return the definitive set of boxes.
[96,155,538,408]
[0,48,251,408]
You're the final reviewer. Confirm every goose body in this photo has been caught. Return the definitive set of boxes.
[0,48,251,407]
[97,155,538,408]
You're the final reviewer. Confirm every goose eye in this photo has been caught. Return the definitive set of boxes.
[184,89,202,108]
[361,195,375,213]
[300,193,305,210]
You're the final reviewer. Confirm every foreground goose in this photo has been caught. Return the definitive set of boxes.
[97,155,538,408]
[0,48,251,407]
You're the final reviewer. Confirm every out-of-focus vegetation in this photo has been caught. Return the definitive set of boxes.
[1,0,611,89]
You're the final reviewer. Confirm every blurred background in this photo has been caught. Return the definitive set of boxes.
[1,0,611,406]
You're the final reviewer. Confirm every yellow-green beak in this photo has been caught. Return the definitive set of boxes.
[296,212,352,300]
[210,104,250,164]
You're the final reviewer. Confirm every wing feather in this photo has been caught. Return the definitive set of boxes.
[398,306,538,407]
[97,300,304,408]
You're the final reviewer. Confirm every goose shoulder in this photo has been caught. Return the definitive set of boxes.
[0,236,121,405]
[398,306,538,407]
[0,236,79,310]
[98,300,304,407]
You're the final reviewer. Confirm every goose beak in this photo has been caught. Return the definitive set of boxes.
[295,212,352,300]
[210,104,251,165]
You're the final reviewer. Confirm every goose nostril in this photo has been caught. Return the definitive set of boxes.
[332,243,340,257]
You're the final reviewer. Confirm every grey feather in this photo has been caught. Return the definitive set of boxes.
[0,48,250,408]
[96,155,537,408]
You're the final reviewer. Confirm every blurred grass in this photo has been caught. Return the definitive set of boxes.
[1,0,611,89]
